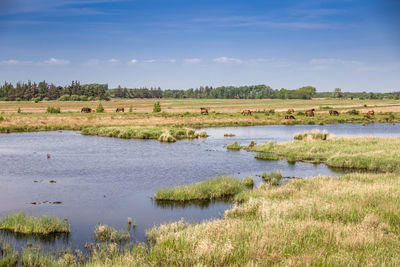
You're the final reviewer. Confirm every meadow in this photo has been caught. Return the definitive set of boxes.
[1,98,400,134]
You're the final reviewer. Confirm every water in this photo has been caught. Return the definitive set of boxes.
[0,123,399,249]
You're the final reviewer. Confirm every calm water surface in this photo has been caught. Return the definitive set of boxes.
[0,123,399,249]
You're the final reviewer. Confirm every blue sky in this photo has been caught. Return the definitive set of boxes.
[0,0,399,91]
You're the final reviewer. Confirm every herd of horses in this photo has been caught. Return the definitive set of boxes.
[80,106,375,118]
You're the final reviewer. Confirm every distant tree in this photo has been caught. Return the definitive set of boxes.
[153,101,161,112]
[96,103,105,113]
[332,88,343,98]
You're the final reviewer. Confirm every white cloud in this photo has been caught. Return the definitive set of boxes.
[129,59,137,64]
[213,57,242,63]
[42,57,70,65]
[184,58,202,64]
[107,58,119,63]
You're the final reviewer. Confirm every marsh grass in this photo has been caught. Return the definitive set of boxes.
[227,141,241,150]
[260,171,282,185]
[294,129,330,140]
[0,239,18,267]
[0,212,70,235]
[81,126,201,142]
[94,225,130,243]
[155,177,250,201]
[224,133,235,137]
[253,135,400,172]
[243,176,254,187]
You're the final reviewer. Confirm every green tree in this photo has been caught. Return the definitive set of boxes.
[96,103,105,113]
[153,101,161,112]
[332,88,343,98]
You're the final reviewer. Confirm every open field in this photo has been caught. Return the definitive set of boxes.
[1,99,400,133]
[1,98,400,114]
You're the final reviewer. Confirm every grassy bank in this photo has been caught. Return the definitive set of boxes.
[155,177,253,201]
[0,212,70,235]
[253,134,400,172]
[81,126,200,142]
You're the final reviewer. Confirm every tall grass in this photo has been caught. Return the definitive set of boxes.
[253,134,400,172]
[260,171,282,185]
[155,177,250,201]
[0,239,18,267]
[0,212,70,235]
[94,225,130,242]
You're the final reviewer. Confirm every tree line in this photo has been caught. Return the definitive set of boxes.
[0,81,109,101]
[110,85,317,99]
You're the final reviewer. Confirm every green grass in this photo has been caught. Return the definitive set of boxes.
[243,176,254,187]
[154,177,251,201]
[0,212,70,235]
[81,126,201,142]
[94,225,130,242]
[0,239,18,267]
[227,141,241,150]
[260,171,282,185]
[253,134,400,172]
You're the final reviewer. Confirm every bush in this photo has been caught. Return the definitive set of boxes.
[59,95,70,101]
[17,107,21,113]
[16,97,21,101]
[32,97,40,103]
[347,109,360,115]
[153,101,161,113]
[70,95,80,101]
[0,116,4,121]
[79,95,88,101]
[96,103,105,113]
[46,106,61,113]
[88,96,95,101]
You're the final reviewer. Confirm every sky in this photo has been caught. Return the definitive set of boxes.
[0,0,399,91]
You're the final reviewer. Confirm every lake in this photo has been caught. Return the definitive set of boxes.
[0,123,399,249]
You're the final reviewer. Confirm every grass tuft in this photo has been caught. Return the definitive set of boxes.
[260,171,282,186]
[0,212,70,235]
[227,141,241,150]
[155,177,250,201]
[94,225,130,242]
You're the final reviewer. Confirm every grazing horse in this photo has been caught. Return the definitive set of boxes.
[81,107,91,113]
[287,108,295,113]
[285,115,295,120]
[329,110,339,116]
[242,110,252,115]
[116,107,124,112]
[367,110,375,116]
[200,107,208,115]
[305,108,315,117]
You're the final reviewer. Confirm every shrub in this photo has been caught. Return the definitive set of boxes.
[46,106,61,113]
[347,109,360,115]
[79,95,88,101]
[227,141,241,150]
[260,171,282,186]
[96,103,105,113]
[153,102,161,113]
[32,97,40,103]
[0,116,3,121]
[88,96,95,101]
[17,107,21,113]
[70,95,80,101]
[43,97,49,101]
[16,97,21,101]
[59,95,70,101]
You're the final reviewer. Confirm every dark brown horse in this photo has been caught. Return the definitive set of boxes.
[116,107,125,112]
[242,110,252,115]
[367,110,375,115]
[285,115,295,120]
[305,108,315,117]
[200,107,208,115]
[287,108,295,113]
[81,107,91,113]
[329,110,339,116]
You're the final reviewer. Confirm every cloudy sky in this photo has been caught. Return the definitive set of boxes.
[0,0,399,91]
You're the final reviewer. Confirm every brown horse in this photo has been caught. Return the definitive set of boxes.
[200,107,208,115]
[367,110,375,115]
[81,107,91,113]
[305,108,315,117]
[116,107,125,112]
[91,109,95,112]
[242,110,252,115]
[285,115,295,120]
[329,110,339,116]
[287,108,295,113]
